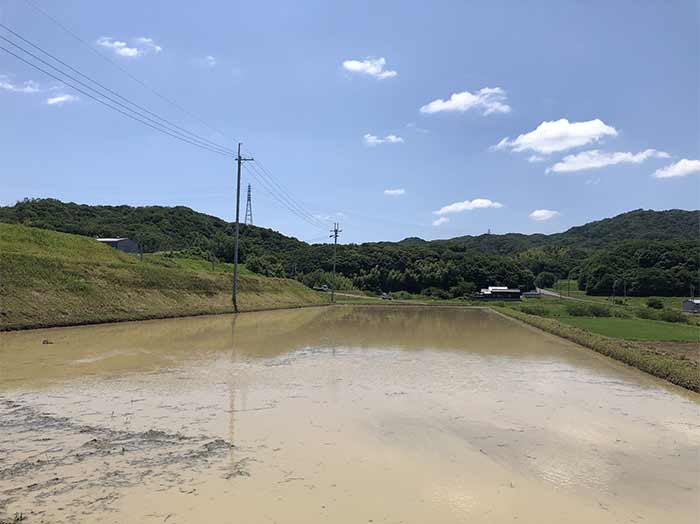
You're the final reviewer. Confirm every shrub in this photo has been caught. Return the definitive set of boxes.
[565,303,591,317]
[421,287,451,299]
[612,308,631,318]
[635,308,659,320]
[449,281,476,298]
[646,297,664,310]
[520,304,551,317]
[246,254,285,278]
[658,310,689,324]
[565,302,611,317]
[588,304,612,317]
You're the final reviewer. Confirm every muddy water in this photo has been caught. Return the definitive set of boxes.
[0,306,698,523]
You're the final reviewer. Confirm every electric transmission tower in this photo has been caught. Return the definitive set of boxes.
[244,184,253,226]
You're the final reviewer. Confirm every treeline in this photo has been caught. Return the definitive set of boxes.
[1,198,698,297]
[577,241,700,296]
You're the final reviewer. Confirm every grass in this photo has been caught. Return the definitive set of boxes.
[0,223,327,330]
[558,317,699,342]
[547,280,692,312]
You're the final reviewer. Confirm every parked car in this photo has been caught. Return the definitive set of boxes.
[381,293,393,300]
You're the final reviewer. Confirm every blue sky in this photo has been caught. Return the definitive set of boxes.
[1,0,698,244]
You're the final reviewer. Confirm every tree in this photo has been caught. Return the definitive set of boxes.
[534,271,557,289]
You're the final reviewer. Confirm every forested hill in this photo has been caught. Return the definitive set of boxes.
[1,199,696,253]
[1,199,698,297]
[420,208,699,254]
[0,198,307,258]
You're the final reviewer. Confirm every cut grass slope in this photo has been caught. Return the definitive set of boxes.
[0,224,326,330]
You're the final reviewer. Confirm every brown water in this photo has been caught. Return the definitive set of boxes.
[0,306,698,523]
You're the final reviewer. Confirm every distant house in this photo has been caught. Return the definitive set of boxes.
[477,286,521,300]
[681,299,700,314]
[96,237,139,254]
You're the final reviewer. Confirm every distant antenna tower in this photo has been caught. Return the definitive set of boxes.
[244,184,253,226]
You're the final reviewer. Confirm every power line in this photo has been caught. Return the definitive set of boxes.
[0,28,237,156]
[244,161,329,228]
[6,10,334,234]
[3,35,330,231]
[0,45,236,158]
[21,0,230,140]
[242,164,327,230]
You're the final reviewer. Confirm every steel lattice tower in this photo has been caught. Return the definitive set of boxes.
[244,184,253,226]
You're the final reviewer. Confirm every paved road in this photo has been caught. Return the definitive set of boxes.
[537,287,594,303]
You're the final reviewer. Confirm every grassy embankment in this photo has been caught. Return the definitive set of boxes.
[0,224,327,330]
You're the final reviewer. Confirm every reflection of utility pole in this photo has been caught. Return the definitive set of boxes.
[329,223,342,304]
[228,315,238,469]
[232,143,254,313]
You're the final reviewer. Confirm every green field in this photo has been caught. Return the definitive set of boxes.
[558,317,700,342]
[0,223,326,330]
[546,280,690,311]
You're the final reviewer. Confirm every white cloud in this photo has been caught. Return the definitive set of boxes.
[96,37,139,57]
[406,122,429,134]
[313,211,345,221]
[134,37,163,53]
[419,87,510,116]
[547,149,669,174]
[432,217,450,226]
[433,198,503,216]
[653,159,700,179]
[0,76,40,93]
[528,155,545,163]
[342,57,397,79]
[493,118,617,155]
[96,36,163,58]
[384,188,405,196]
[529,209,560,222]
[204,55,217,67]
[364,133,404,146]
[46,94,79,105]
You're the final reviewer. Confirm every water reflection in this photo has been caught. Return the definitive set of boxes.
[0,306,698,524]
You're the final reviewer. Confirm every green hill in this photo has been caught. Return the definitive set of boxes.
[0,223,326,330]
[1,199,697,299]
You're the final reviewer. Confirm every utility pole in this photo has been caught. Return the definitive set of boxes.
[244,184,253,226]
[329,222,342,304]
[232,143,253,313]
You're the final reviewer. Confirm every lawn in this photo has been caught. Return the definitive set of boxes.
[558,317,700,342]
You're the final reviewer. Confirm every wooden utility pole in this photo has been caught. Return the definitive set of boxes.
[232,143,253,313]
[329,222,342,304]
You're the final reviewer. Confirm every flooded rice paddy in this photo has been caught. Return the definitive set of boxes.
[0,306,698,523]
